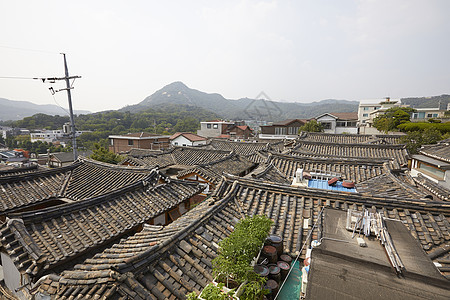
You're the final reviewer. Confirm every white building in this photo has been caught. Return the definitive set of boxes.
[170,132,208,147]
[315,112,358,134]
[197,120,234,138]
[358,98,400,134]
[30,123,88,143]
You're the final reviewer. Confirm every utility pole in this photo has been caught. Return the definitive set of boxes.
[62,53,78,161]
[41,54,81,161]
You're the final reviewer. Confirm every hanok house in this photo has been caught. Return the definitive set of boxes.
[47,150,93,168]
[289,140,409,170]
[169,132,208,147]
[315,112,358,134]
[108,132,170,154]
[0,168,204,298]
[224,124,254,139]
[177,152,256,195]
[259,119,307,139]
[35,175,450,299]
[411,139,450,199]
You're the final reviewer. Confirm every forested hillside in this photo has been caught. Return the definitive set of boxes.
[2,104,218,150]
[121,81,359,121]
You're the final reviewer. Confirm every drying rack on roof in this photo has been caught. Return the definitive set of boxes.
[307,169,342,180]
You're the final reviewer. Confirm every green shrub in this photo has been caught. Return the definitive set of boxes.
[397,122,450,133]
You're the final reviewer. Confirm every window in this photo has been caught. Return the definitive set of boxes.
[363,107,369,111]
[174,142,178,145]
[433,114,438,118]
[418,161,445,180]
[347,122,357,127]
[320,122,332,129]
[207,124,211,129]
[363,113,368,117]
[427,114,432,118]
[110,139,114,146]
[213,124,218,129]
[128,139,133,146]
[288,126,298,134]
[336,121,346,127]
[275,127,287,135]
[374,107,380,110]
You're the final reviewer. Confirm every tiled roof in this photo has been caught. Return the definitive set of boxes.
[37,194,241,299]
[0,158,154,214]
[243,150,269,164]
[0,173,204,278]
[121,147,232,168]
[209,139,271,156]
[177,153,256,184]
[50,151,93,163]
[299,132,403,144]
[127,148,164,156]
[36,176,450,299]
[420,140,450,163]
[0,163,40,177]
[413,173,450,201]
[290,140,408,170]
[268,153,388,183]
[272,119,307,126]
[246,163,290,184]
[356,172,427,199]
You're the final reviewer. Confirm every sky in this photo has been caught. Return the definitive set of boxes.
[1,0,449,113]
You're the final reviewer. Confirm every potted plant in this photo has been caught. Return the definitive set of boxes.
[212,215,273,297]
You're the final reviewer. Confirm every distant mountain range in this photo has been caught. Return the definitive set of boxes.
[2,82,449,123]
[120,81,360,121]
[0,98,90,121]
[401,94,450,110]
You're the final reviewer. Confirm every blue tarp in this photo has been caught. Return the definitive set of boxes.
[308,179,356,193]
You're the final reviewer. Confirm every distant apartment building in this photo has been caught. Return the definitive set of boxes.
[108,132,170,154]
[410,108,444,121]
[315,112,358,134]
[30,123,89,144]
[358,98,400,134]
[259,119,307,139]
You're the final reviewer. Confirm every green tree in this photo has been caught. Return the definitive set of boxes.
[299,120,324,133]
[399,127,442,154]
[90,143,123,164]
[373,107,416,133]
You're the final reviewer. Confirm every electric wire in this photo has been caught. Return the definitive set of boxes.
[273,206,325,300]
[0,45,59,55]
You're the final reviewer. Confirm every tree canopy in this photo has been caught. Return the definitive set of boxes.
[90,143,123,164]
[373,107,416,133]
[299,120,324,133]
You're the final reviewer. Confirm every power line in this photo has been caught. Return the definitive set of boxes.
[0,45,59,55]
[0,76,41,80]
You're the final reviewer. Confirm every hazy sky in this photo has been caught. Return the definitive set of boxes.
[1,0,449,112]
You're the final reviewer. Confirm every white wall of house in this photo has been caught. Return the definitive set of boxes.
[316,115,336,134]
[411,158,450,190]
[1,251,23,295]
[171,136,207,147]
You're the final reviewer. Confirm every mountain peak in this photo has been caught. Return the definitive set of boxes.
[163,81,189,90]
